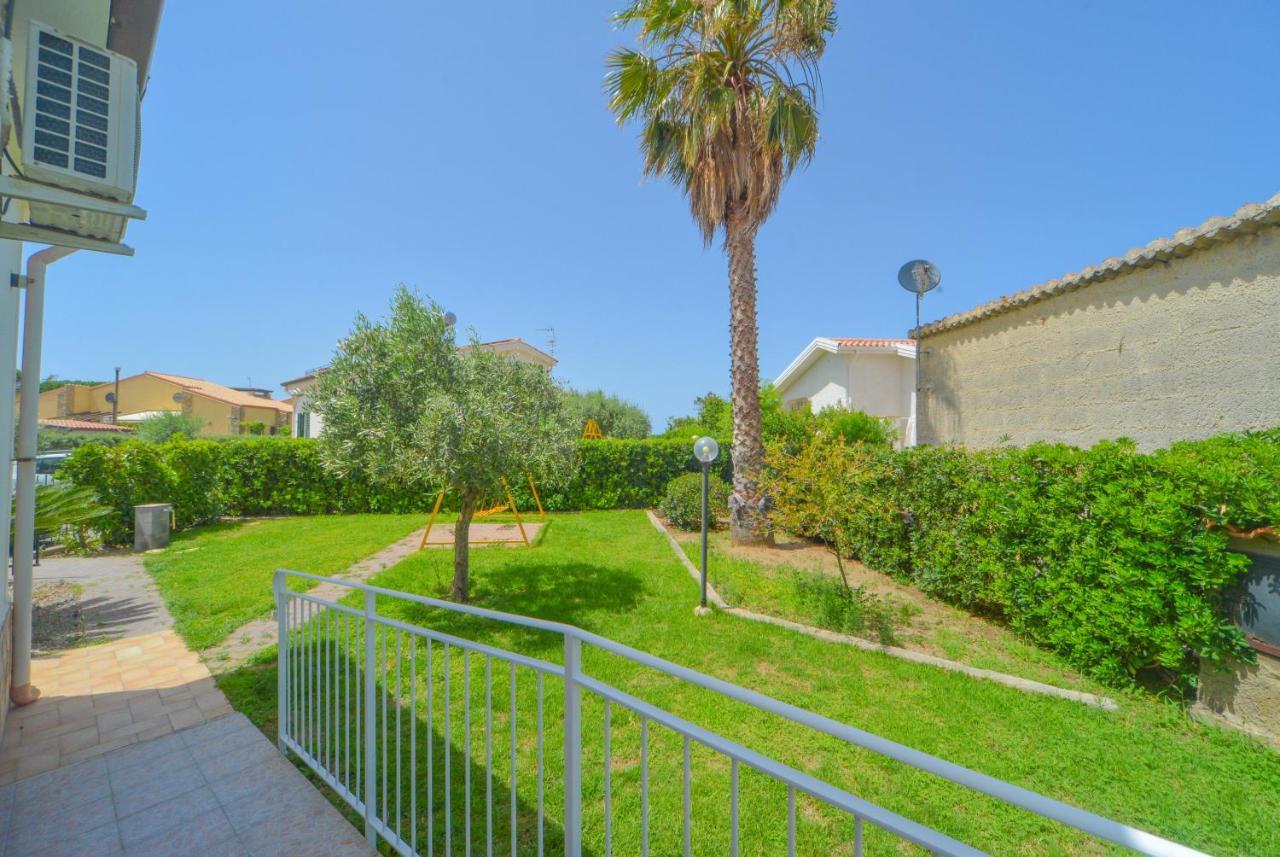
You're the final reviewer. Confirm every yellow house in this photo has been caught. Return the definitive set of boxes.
[36,371,293,436]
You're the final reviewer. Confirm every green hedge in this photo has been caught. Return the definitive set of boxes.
[59,436,732,543]
[766,430,1278,689]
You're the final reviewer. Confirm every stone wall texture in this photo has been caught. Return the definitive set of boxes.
[918,227,1280,450]
[1194,650,1280,749]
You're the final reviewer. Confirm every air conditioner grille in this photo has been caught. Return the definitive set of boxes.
[31,28,114,182]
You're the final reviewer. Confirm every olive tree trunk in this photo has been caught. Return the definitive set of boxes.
[451,489,479,602]
[725,204,770,544]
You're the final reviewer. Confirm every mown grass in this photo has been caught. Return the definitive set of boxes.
[142,514,429,649]
[206,511,1280,856]
[680,536,1106,692]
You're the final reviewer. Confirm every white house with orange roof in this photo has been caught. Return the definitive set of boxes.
[36,372,293,436]
[774,337,918,446]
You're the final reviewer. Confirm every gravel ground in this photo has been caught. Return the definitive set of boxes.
[31,580,87,652]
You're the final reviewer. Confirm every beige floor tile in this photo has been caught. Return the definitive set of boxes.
[96,708,135,734]
[61,734,136,766]
[59,726,101,755]
[15,752,60,780]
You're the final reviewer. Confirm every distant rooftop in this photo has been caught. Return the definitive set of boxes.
[283,338,556,391]
[38,418,131,433]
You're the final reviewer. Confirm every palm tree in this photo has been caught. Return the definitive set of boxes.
[607,0,835,543]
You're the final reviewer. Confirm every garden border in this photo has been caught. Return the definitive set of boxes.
[645,510,1118,711]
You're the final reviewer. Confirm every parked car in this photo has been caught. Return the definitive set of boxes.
[10,451,71,488]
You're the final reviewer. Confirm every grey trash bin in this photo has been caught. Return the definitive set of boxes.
[134,503,173,551]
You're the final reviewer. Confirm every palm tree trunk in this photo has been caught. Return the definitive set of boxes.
[452,489,478,602]
[725,204,770,544]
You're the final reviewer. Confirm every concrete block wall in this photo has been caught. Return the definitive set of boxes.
[918,228,1280,450]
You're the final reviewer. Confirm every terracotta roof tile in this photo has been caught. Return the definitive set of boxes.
[829,338,916,348]
[144,372,293,413]
[38,418,132,432]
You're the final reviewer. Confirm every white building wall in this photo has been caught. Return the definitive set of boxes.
[777,349,917,446]
[849,353,912,417]
[779,354,850,412]
[285,378,324,438]
[295,396,324,438]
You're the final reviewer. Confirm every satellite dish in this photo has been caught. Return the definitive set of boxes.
[104,392,116,404]
[444,311,457,327]
[898,260,941,294]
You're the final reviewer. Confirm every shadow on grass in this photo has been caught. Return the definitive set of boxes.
[218,631,597,857]
[385,558,645,661]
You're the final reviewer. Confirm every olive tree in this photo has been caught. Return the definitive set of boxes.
[309,287,576,601]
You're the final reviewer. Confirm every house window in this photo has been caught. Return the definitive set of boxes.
[1230,548,1280,658]
[296,410,310,438]
[786,398,810,413]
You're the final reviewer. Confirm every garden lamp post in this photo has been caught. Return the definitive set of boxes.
[693,436,720,608]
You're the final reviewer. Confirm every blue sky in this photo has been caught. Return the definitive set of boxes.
[37,1,1280,428]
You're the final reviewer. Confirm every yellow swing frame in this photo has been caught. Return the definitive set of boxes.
[418,473,547,550]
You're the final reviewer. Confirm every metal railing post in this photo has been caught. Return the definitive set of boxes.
[363,590,378,846]
[563,632,583,857]
[274,572,288,753]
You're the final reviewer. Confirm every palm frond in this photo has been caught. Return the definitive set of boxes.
[608,0,834,242]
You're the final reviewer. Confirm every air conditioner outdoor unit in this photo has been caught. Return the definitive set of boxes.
[20,21,138,202]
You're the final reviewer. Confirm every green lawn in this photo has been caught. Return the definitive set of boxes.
[678,538,1106,693]
[142,514,429,650]
[201,510,1280,856]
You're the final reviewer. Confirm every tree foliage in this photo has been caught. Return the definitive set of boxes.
[135,411,205,443]
[663,386,894,452]
[14,371,106,393]
[562,388,651,439]
[606,0,836,242]
[309,287,576,601]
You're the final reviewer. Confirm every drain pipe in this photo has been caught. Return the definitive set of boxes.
[11,245,77,706]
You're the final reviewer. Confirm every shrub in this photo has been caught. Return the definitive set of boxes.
[163,438,224,528]
[791,572,903,646]
[816,407,897,447]
[562,389,651,439]
[37,430,131,452]
[540,438,731,510]
[134,412,205,443]
[764,431,1273,690]
[659,471,730,530]
[60,436,735,543]
[57,440,176,544]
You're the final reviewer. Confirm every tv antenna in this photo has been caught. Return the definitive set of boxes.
[537,326,557,361]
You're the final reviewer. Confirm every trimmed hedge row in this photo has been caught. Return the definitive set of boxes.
[59,436,733,544]
[765,430,1280,689]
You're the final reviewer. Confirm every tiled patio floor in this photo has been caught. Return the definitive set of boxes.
[0,630,231,784]
[0,712,375,856]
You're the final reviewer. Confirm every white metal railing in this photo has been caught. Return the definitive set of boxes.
[272,570,1207,857]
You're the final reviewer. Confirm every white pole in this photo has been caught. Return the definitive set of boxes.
[562,633,583,857]
[0,251,20,619]
[275,571,289,752]
[363,589,378,846]
[11,245,76,706]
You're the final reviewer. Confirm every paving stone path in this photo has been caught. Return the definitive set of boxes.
[0,712,375,855]
[202,521,542,671]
